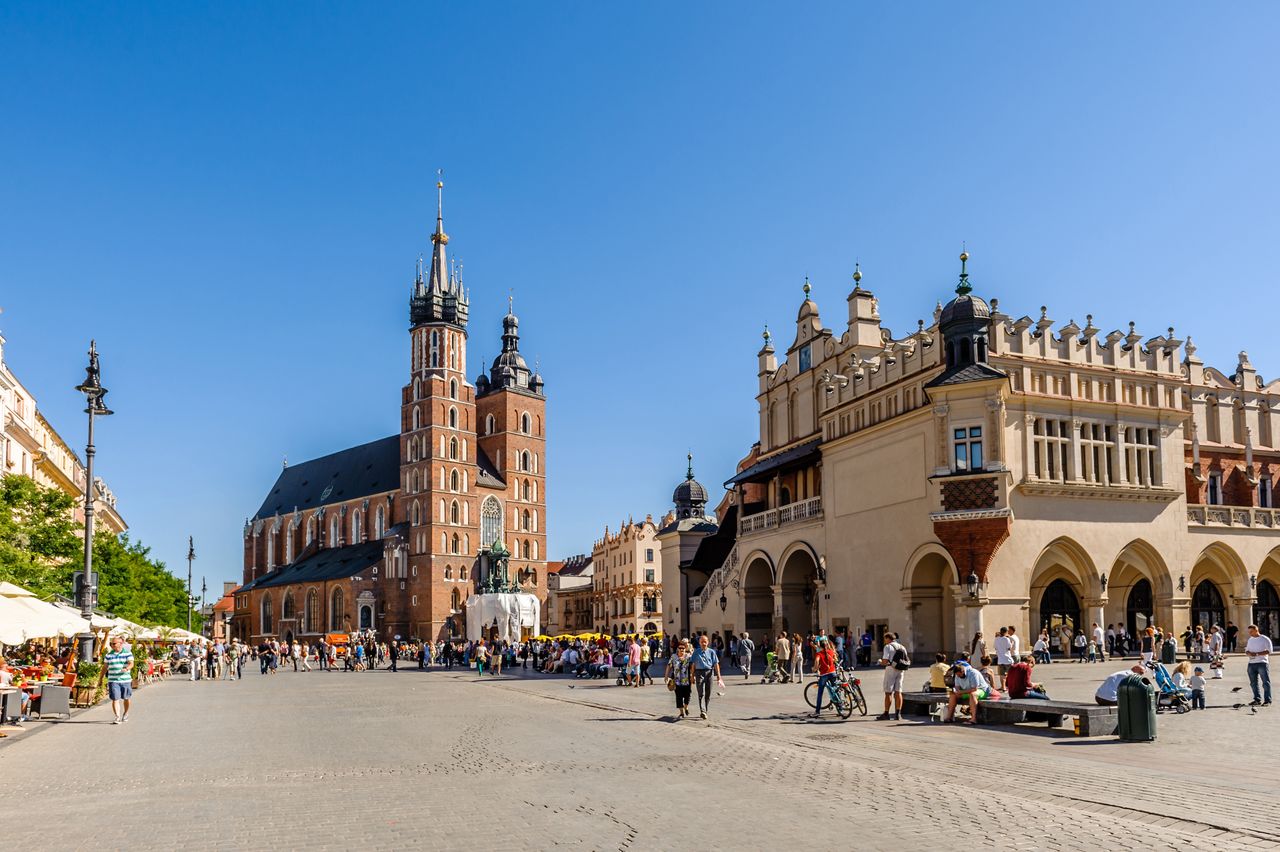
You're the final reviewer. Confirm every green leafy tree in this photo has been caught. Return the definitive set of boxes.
[0,474,81,597]
[93,533,199,630]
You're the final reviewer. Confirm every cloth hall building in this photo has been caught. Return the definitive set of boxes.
[681,255,1280,656]
[233,189,548,644]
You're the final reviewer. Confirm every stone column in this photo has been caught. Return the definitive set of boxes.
[770,583,783,635]
[1231,597,1256,635]
[1069,418,1084,481]
[986,398,1005,469]
[1084,597,1107,643]
[1116,420,1128,484]
[934,404,951,475]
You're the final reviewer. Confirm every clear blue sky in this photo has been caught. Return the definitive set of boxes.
[2,5,1277,595]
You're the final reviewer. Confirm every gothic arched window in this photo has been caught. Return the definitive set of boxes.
[521,412,531,434]
[481,497,502,550]
[451,533,460,554]
[451,469,459,491]
[522,509,531,531]
[261,593,273,635]
[450,379,458,400]
[449,407,458,428]
[350,509,361,544]
[450,500,460,524]
[450,437,458,460]
[329,588,344,631]
[486,414,495,435]
[305,588,319,633]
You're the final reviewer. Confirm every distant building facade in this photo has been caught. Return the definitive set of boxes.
[546,554,593,635]
[234,187,548,645]
[688,255,1280,655]
[591,517,663,636]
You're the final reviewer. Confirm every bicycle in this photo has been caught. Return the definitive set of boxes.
[804,665,868,718]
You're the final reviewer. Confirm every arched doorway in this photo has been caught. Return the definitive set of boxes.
[1038,579,1081,639]
[778,548,818,635]
[906,551,955,657]
[359,604,373,631]
[1256,581,1280,642]
[1192,580,1226,628]
[741,557,773,633]
[1126,579,1154,637]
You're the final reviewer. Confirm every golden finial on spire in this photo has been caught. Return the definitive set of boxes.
[852,262,862,284]
[803,276,811,298]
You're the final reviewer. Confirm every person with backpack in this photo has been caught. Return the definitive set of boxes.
[877,632,910,721]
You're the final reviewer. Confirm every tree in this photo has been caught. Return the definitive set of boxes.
[93,533,199,630]
[0,474,81,597]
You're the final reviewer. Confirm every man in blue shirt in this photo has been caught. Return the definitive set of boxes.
[943,659,991,724]
[691,634,723,720]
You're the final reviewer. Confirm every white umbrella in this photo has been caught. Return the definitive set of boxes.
[0,581,36,597]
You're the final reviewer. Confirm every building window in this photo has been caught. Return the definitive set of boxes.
[522,479,530,500]
[412,595,418,606]
[451,533,460,554]
[350,509,362,543]
[522,509,531,531]
[1208,471,1223,505]
[1260,476,1273,509]
[952,425,983,472]
[450,500,460,524]
[412,407,421,430]
[1125,426,1160,487]
[451,589,461,612]
[330,588,344,630]
[1079,422,1116,485]
[445,566,453,580]
[486,414,495,435]
[451,469,460,491]
[329,516,340,547]
[1032,418,1071,481]
[480,497,502,550]
[450,438,458,460]
[521,412,531,434]
[798,344,812,373]
[645,548,654,563]
[305,589,319,633]
[449,379,458,400]
[460,566,468,581]
[645,568,655,583]
[449,407,458,428]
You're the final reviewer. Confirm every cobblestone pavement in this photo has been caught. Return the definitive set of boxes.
[2,656,1276,851]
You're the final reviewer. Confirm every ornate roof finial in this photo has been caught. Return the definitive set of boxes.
[762,324,772,346]
[432,169,448,246]
[852,262,862,285]
[956,247,972,296]
[282,455,288,469]
[803,276,811,299]
[686,452,695,481]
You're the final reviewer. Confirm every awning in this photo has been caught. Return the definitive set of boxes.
[724,439,821,487]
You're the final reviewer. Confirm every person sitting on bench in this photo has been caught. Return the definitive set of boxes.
[943,659,996,724]
[1004,655,1049,700]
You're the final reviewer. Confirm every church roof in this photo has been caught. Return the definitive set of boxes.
[924,361,1007,389]
[253,436,400,520]
[476,446,506,489]
[238,539,386,593]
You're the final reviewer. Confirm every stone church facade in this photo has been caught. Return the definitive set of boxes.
[233,186,548,644]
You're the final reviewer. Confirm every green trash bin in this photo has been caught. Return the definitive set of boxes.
[1117,674,1156,741]
[1161,638,1177,665]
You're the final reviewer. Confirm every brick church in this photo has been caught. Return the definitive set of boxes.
[233,184,548,644]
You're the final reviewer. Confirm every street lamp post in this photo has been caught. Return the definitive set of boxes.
[74,341,113,663]
[186,536,196,633]
[200,576,207,635]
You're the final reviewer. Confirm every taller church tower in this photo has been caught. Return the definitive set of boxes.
[401,180,481,638]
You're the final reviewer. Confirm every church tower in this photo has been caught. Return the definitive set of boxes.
[401,180,480,638]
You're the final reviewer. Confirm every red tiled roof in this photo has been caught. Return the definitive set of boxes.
[545,561,565,575]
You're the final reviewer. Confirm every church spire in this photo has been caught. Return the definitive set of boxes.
[428,174,449,293]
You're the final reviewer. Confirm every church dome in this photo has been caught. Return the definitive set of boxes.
[673,476,708,507]
[939,292,990,327]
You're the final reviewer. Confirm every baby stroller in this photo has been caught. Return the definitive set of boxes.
[613,651,631,686]
[760,651,785,684]
[1145,661,1191,714]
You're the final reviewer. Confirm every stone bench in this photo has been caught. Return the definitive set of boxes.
[900,692,1117,736]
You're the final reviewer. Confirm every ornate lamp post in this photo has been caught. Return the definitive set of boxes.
[74,341,113,663]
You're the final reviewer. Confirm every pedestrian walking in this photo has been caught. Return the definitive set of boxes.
[789,632,805,683]
[691,634,724,719]
[640,639,654,685]
[474,641,488,676]
[970,631,986,664]
[1092,623,1106,663]
[774,632,792,683]
[1245,624,1273,706]
[877,632,909,721]
[737,632,755,680]
[104,635,134,725]
[666,639,694,718]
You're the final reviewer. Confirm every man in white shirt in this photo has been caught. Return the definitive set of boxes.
[992,628,1013,689]
[877,632,909,721]
[1092,623,1106,663]
[1007,626,1021,661]
[1094,665,1146,705]
[1245,624,1273,706]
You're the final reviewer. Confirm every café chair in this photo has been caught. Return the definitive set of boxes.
[32,685,72,720]
[0,690,24,725]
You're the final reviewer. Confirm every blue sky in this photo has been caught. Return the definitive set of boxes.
[2,5,1277,594]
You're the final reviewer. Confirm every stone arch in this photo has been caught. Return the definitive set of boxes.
[1191,541,1250,599]
[1106,539,1172,634]
[777,543,820,635]
[1029,537,1097,643]
[740,553,774,634]
[904,543,959,657]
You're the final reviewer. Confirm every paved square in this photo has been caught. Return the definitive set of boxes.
[2,658,1277,851]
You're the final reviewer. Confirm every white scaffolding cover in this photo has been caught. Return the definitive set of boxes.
[463,593,540,643]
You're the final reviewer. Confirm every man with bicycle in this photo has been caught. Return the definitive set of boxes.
[811,638,839,717]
